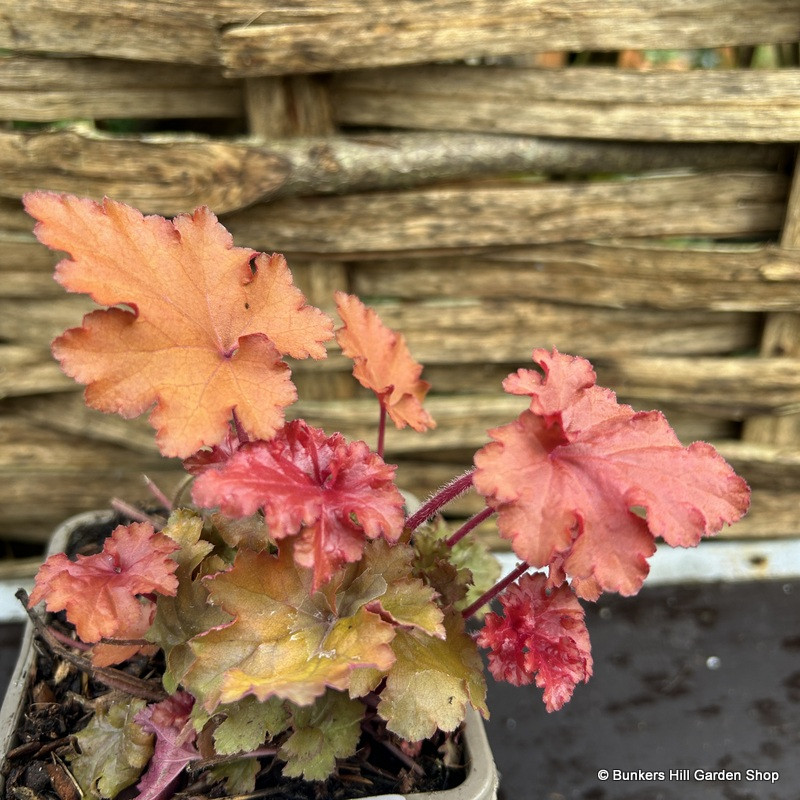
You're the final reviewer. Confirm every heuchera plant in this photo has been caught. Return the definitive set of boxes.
[21,191,751,797]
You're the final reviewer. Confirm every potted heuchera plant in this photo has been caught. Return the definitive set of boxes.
[7,191,750,800]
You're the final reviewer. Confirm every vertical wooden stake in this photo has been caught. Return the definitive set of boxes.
[743,150,800,446]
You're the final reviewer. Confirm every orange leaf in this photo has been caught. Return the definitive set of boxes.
[334,292,434,432]
[25,192,333,457]
[29,522,179,643]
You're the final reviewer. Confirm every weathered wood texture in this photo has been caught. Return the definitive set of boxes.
[332,66,800,142]
[2,2,798,74]
[0,3,798,544]
[0,57,244,121]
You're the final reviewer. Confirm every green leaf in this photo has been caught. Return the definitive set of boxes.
[146,510,231,692]
[414,519,501,617]
[69,695,153,799]
[213,695,289,755]
[377,612,488,742]
[280,691,364,781]
[206,759,260,794]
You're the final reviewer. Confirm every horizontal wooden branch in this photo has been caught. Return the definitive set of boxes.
[223,172,788,256]
[0,56,243,121]
[2,1,798,73]
[332,66,800,142]
[0,128,289,215]
[2,127,788,217]
[352,243,800,311]
[220,1,800,76]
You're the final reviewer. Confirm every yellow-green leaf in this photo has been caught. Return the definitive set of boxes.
[355,539,445,637]
[206,759,259,794]
[378,612,488,742]
[184,546,396,710]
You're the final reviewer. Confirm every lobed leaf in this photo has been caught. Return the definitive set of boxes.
[476,572,592,712]
[474,349,751,599]
[192,420,405,589]
[413,518,501,617]
[68,695,153,799]
[335,292,435,432]
[206,760,259,795]
[134,693,198,800]
[213,695,289,756]
[376,612,487,742]
[25,192,333,457]
[279,691,364,781]
[183,546,396,711]
[29,522,178,643]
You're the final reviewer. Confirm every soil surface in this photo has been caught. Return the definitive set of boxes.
[486,577,800,800]
[2,577,798,799]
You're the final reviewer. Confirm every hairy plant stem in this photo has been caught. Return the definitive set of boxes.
[445,506,494,548]
[16,590,167,703]
[404,470,475,533]
[461,561,530,619]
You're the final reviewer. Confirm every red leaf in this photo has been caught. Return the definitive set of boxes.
[335,292,435,432]
[183,428,243,476]
[29,522,179,643]
[191,421,405,588]
[134,692,197,800]
[24,192,333,457]
[474,349,750,599]
[476,572,592,712]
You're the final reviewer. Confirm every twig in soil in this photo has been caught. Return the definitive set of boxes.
[189,748,278,772]
[361,722,425,776]
[16,589,167,703]
[6,735,74,761]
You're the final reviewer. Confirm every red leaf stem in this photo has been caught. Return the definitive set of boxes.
[376,399,387,459]
[461,561,531,619]
[445,506,495,548]
[404,470,475,532]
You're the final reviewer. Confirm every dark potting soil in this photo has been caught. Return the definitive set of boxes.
[486,576,800,800]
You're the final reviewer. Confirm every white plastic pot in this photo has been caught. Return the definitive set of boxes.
[0,511,499,800]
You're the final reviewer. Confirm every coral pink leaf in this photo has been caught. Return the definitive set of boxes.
[191,420,405,588]
[134,692,198,800]
[476,572,592,712]
[474,350,750,599]
[29,522,179,643]
[335,292,435,432]
[24,192,333,457]
[91,598,158,667]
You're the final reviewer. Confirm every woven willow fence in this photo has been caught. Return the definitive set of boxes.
[1,1,800,549]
